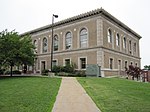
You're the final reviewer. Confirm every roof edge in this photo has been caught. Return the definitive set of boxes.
[20,8,142,39]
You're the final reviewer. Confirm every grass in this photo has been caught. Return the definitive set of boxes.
[0,76,61,112]
[77,77,150,112]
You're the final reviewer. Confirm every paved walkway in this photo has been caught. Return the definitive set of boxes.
[52,77,101,112]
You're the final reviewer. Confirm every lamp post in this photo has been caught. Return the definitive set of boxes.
[51,14,58,72]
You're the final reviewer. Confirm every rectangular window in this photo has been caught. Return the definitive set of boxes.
[133,43,136,53]
[129,40,131,50]
[109,58,113,69]
[52,60,57,67]
[125,61,128,68]
[54,45,58,51]
[135,63,138,67]
[118,60,121,69]
[41,61,46,70]
[65,59,70,66]
[129,40,132,54]
[80,58,86,69]
[118,60,121,65]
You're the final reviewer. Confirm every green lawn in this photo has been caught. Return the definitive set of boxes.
[77,77,150,112]
[0,76,61,112]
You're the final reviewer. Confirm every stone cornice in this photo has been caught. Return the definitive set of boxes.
[36,46,141,60]
[20,8,142,39]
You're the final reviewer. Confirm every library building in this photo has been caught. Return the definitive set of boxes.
[21,8,142,77]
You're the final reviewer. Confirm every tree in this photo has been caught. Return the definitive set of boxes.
[125,64,142,81]
[144,65,150,70]
[0,30,35,76]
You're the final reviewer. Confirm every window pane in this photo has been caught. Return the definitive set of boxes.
[52,60,57,66]
[133,43,136,52]
[80,58,86,69]
[116,33,120,46]
[123,37,126,48]
[129,40,131,50]
[53,35,58,51]
[65,32,72,50]
[110,58,113,69]
[65,59,70,66]
[80,42,87,48]
[80,28,88,48]
[43,38,47,53]
[34,40,38,53]
[108,29,112,43]
[125,61,128,67]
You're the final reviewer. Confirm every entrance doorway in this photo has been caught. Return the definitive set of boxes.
[41,61,46,71]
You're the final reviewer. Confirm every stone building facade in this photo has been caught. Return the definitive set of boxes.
[21,8,142,77]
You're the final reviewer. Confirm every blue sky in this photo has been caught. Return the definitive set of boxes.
[0,0,150,68]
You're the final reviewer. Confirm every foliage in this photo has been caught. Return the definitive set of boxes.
[125,64,142,80]
[61,64,75,73]
[74,70,86,77]
[5,70,21,75]
[0,30,35,76]
[52,63,75,73]
[41,69,49,76]
[144,65,150,70]
[78,77,150,112]
[52,63,86,77]
[0,77,61,112]
[56,71,86,77]
[52,65,62,73]
[0,69,5,75]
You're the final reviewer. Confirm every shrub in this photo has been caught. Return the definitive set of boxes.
[52,63,86,77]
[75,70,86,77]
[0,69,5,75]
[53,64,75,73]
[12,70,21,74]
[52,65,62,73]
[62,64,74,73]
[4,70,21,75]
[42,69,49,76]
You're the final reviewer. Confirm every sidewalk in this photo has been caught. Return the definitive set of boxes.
[52,77,101,112]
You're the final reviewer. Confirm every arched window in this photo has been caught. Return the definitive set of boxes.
[123,37,126,48]
[43,38,47,53]
[34,40,38,53]
[65,32,72,50]
[53,35,58,51]
[116,33,120,46]
[108,29,112,43]
[80,28,88,48]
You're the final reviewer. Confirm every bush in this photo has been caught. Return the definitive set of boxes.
[55,72,76,77]
[62,65,74,73]
[5,70,21,75]
[75,70,86,77]
[12,70,21,74]
[53,64,75,73]
[52,65,62,73]
[0,69,5,75]
[5,71,11,75]
[42,69,49,76]
[52,63,86,77]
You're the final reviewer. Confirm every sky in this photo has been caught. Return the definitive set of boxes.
[0,0,150,68]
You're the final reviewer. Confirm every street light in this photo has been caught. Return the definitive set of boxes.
[51,14,58,72]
